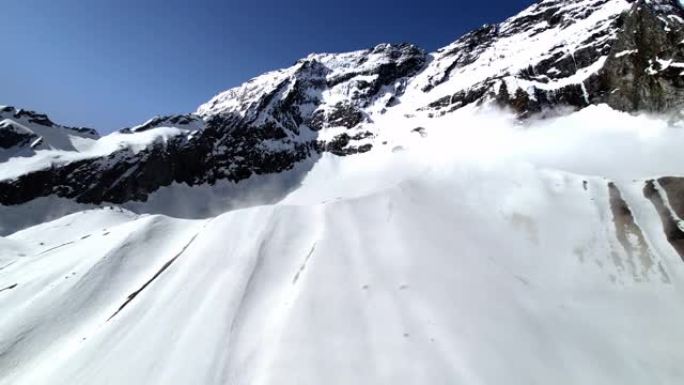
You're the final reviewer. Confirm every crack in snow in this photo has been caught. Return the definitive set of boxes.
[106,225,207,322]
[0,283,18,293]
[0,261,17,271]
[292,243,317,284]
[38,241,75,255]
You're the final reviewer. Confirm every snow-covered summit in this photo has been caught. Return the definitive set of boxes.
[197,43,426,134]
[197,0,684,122]
[412,0,631,111]
[120,114,204,134]
[413,0,684,115]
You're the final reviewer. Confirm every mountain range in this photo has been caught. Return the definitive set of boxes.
[2,0,684,212]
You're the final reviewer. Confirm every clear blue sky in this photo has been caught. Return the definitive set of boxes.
[1,0,533,133]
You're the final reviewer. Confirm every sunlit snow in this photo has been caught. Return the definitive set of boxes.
[1,105,684,385]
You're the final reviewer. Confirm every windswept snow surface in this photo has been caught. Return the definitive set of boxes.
[2,106,684,384]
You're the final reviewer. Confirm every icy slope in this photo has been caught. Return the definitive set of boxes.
[2,107,684,384]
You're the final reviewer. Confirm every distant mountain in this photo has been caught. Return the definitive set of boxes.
[0,106,98,160]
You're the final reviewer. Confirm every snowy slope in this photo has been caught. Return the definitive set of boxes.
[2,106,684,384]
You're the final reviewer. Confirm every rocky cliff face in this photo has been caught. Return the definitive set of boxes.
[2,0,684,207]
[419,0,684,116]
[602,0,684,112]
[197,43,426,132]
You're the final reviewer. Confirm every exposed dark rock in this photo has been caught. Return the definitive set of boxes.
[13,109,55,127]
[120,115,202,133]
[411,127,427,137]
[309,103,366,131]
[0,122,37,149]
[424,81,493,114]
[644,179,684,261]
[601,0,684,113]
[425,24,499,92]
[350,131,374,141]
[607,182,655,275]
[322,133,373,156]
[658,177,684,216]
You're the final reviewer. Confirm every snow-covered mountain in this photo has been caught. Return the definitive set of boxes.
[3,0,684,211]
[3,0,684,384]
[0,43,427,210]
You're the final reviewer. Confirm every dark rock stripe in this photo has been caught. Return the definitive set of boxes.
[107,229,204,322]
[608,182,655,274]
[292,243,316,285]
[0,283,18,293]
[643,179,684,261]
